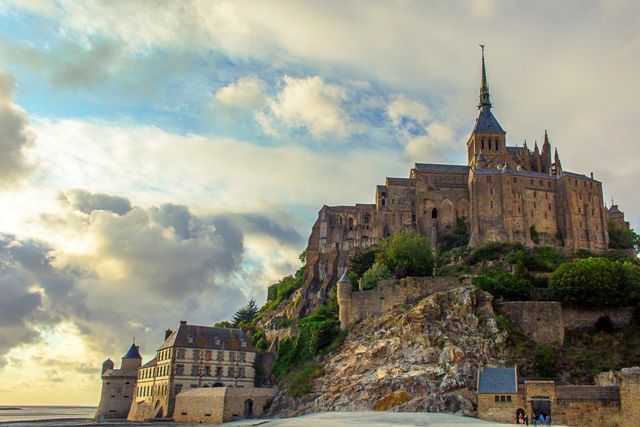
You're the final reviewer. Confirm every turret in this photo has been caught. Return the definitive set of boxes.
[101,358,114,375]
[121,342,142,371]
[336,272,352,330]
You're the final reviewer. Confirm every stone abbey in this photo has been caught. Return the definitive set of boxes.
[312,48,625,254]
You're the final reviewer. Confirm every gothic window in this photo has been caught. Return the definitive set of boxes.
[431,208,438,219]
[495,140,499,150]
[481,139,485,150]
[489,140,492,150]
[348,217,354,230]
[489,188,494,196]
[490,201,494,209]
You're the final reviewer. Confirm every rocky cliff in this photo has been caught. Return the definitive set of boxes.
[269,285,507,417]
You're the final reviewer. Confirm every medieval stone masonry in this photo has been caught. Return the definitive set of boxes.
[313,48,617,255]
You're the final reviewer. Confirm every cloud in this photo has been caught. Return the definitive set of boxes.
[387,94,433,137]
[263,75,357,140]
[0,71,34,186]
[60,189,132,215]
[215,76,266,110]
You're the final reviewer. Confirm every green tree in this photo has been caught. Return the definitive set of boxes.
[360,262,392,290]
[608,219,640,252]
[348,248,377,279]
[231,299,259,327]
[549,257,640,307]
[376,229,434,278]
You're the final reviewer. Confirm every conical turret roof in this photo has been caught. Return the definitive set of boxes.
[122,342,142,359]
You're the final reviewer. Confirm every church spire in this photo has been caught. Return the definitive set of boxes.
[479,44,492,109]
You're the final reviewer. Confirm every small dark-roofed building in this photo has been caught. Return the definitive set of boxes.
[477,367,520,424]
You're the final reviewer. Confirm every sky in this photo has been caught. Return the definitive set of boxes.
[0,0,639,406]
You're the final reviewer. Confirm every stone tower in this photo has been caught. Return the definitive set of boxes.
[94,342,142,420]
[336,272,352,330]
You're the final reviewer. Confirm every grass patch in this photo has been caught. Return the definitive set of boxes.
[282,361,325,398]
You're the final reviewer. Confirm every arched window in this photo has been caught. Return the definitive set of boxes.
[431,208,438,219]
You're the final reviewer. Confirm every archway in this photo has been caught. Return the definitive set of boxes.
[213,382,224,387]
[530,396,551,420]
[515,408,525,424]
[243,399,254,419]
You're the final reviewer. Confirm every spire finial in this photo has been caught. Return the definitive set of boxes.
[478,44,492,109]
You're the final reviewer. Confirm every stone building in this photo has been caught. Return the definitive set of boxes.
[94,342,142,420]
[478,366,640,426]
[310,47,625,257]
[128,321,257,421]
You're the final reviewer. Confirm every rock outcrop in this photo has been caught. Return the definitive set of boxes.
[269,285,507,417]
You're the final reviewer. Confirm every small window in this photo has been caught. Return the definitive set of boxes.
[487,176,492,183]
[500,395,506,402]
[241,341,247,348]
[539,180,543,186]
[507,395,512,402]
[495,395,500,402]
[215,339,221,345]
[489,188,494,196]
[530,179,534,185]
[490,201,494,209]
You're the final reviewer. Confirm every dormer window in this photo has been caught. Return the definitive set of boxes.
[241,341,247,348]
[215,339,221,345]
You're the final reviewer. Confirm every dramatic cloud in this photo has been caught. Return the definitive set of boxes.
[0,71,34,186]
[61,189,132,215]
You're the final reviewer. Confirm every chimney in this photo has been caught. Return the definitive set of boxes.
[180,320,187,325]
[165,329,173,340]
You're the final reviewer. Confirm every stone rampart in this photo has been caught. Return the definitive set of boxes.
[338,276,468,329]
[497,302,564,347]
[498,303,635,347]
[562,307,634,330]
[173,387,275,423]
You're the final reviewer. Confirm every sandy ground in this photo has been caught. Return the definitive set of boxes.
[0,411,566,427]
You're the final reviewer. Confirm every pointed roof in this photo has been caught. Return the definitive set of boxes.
[473,46,505,134]
[158,321,254,352]
[123,342,142,359]
[479,44,491,108]
[338,271,351,283]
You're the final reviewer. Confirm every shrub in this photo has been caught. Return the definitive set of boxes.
[360,262,392,289]
[376,229,434,278]
[535,345,556,377]
[466,242,517,265]
[473,273,533,301]
[530,225,540,244]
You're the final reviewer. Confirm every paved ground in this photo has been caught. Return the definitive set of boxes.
[1,412,566,427]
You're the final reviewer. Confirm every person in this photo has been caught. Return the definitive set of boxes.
[532,413,537,426]
[539,414,545,425]
[519,413,524,424]
[524,414,529,425]
[545,414,551,426]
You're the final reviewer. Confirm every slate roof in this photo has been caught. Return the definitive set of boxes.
[140,357,157,369]
[123,342,142,359]
[472,106,506,134]
[414,163,470,173]
[386,177,415,186]
[478,367,518,394]
[158,322,255,352]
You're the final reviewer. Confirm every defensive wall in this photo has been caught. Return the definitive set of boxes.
[172,387,275,423]
[498,302,635,347]
[337,276,469,330]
